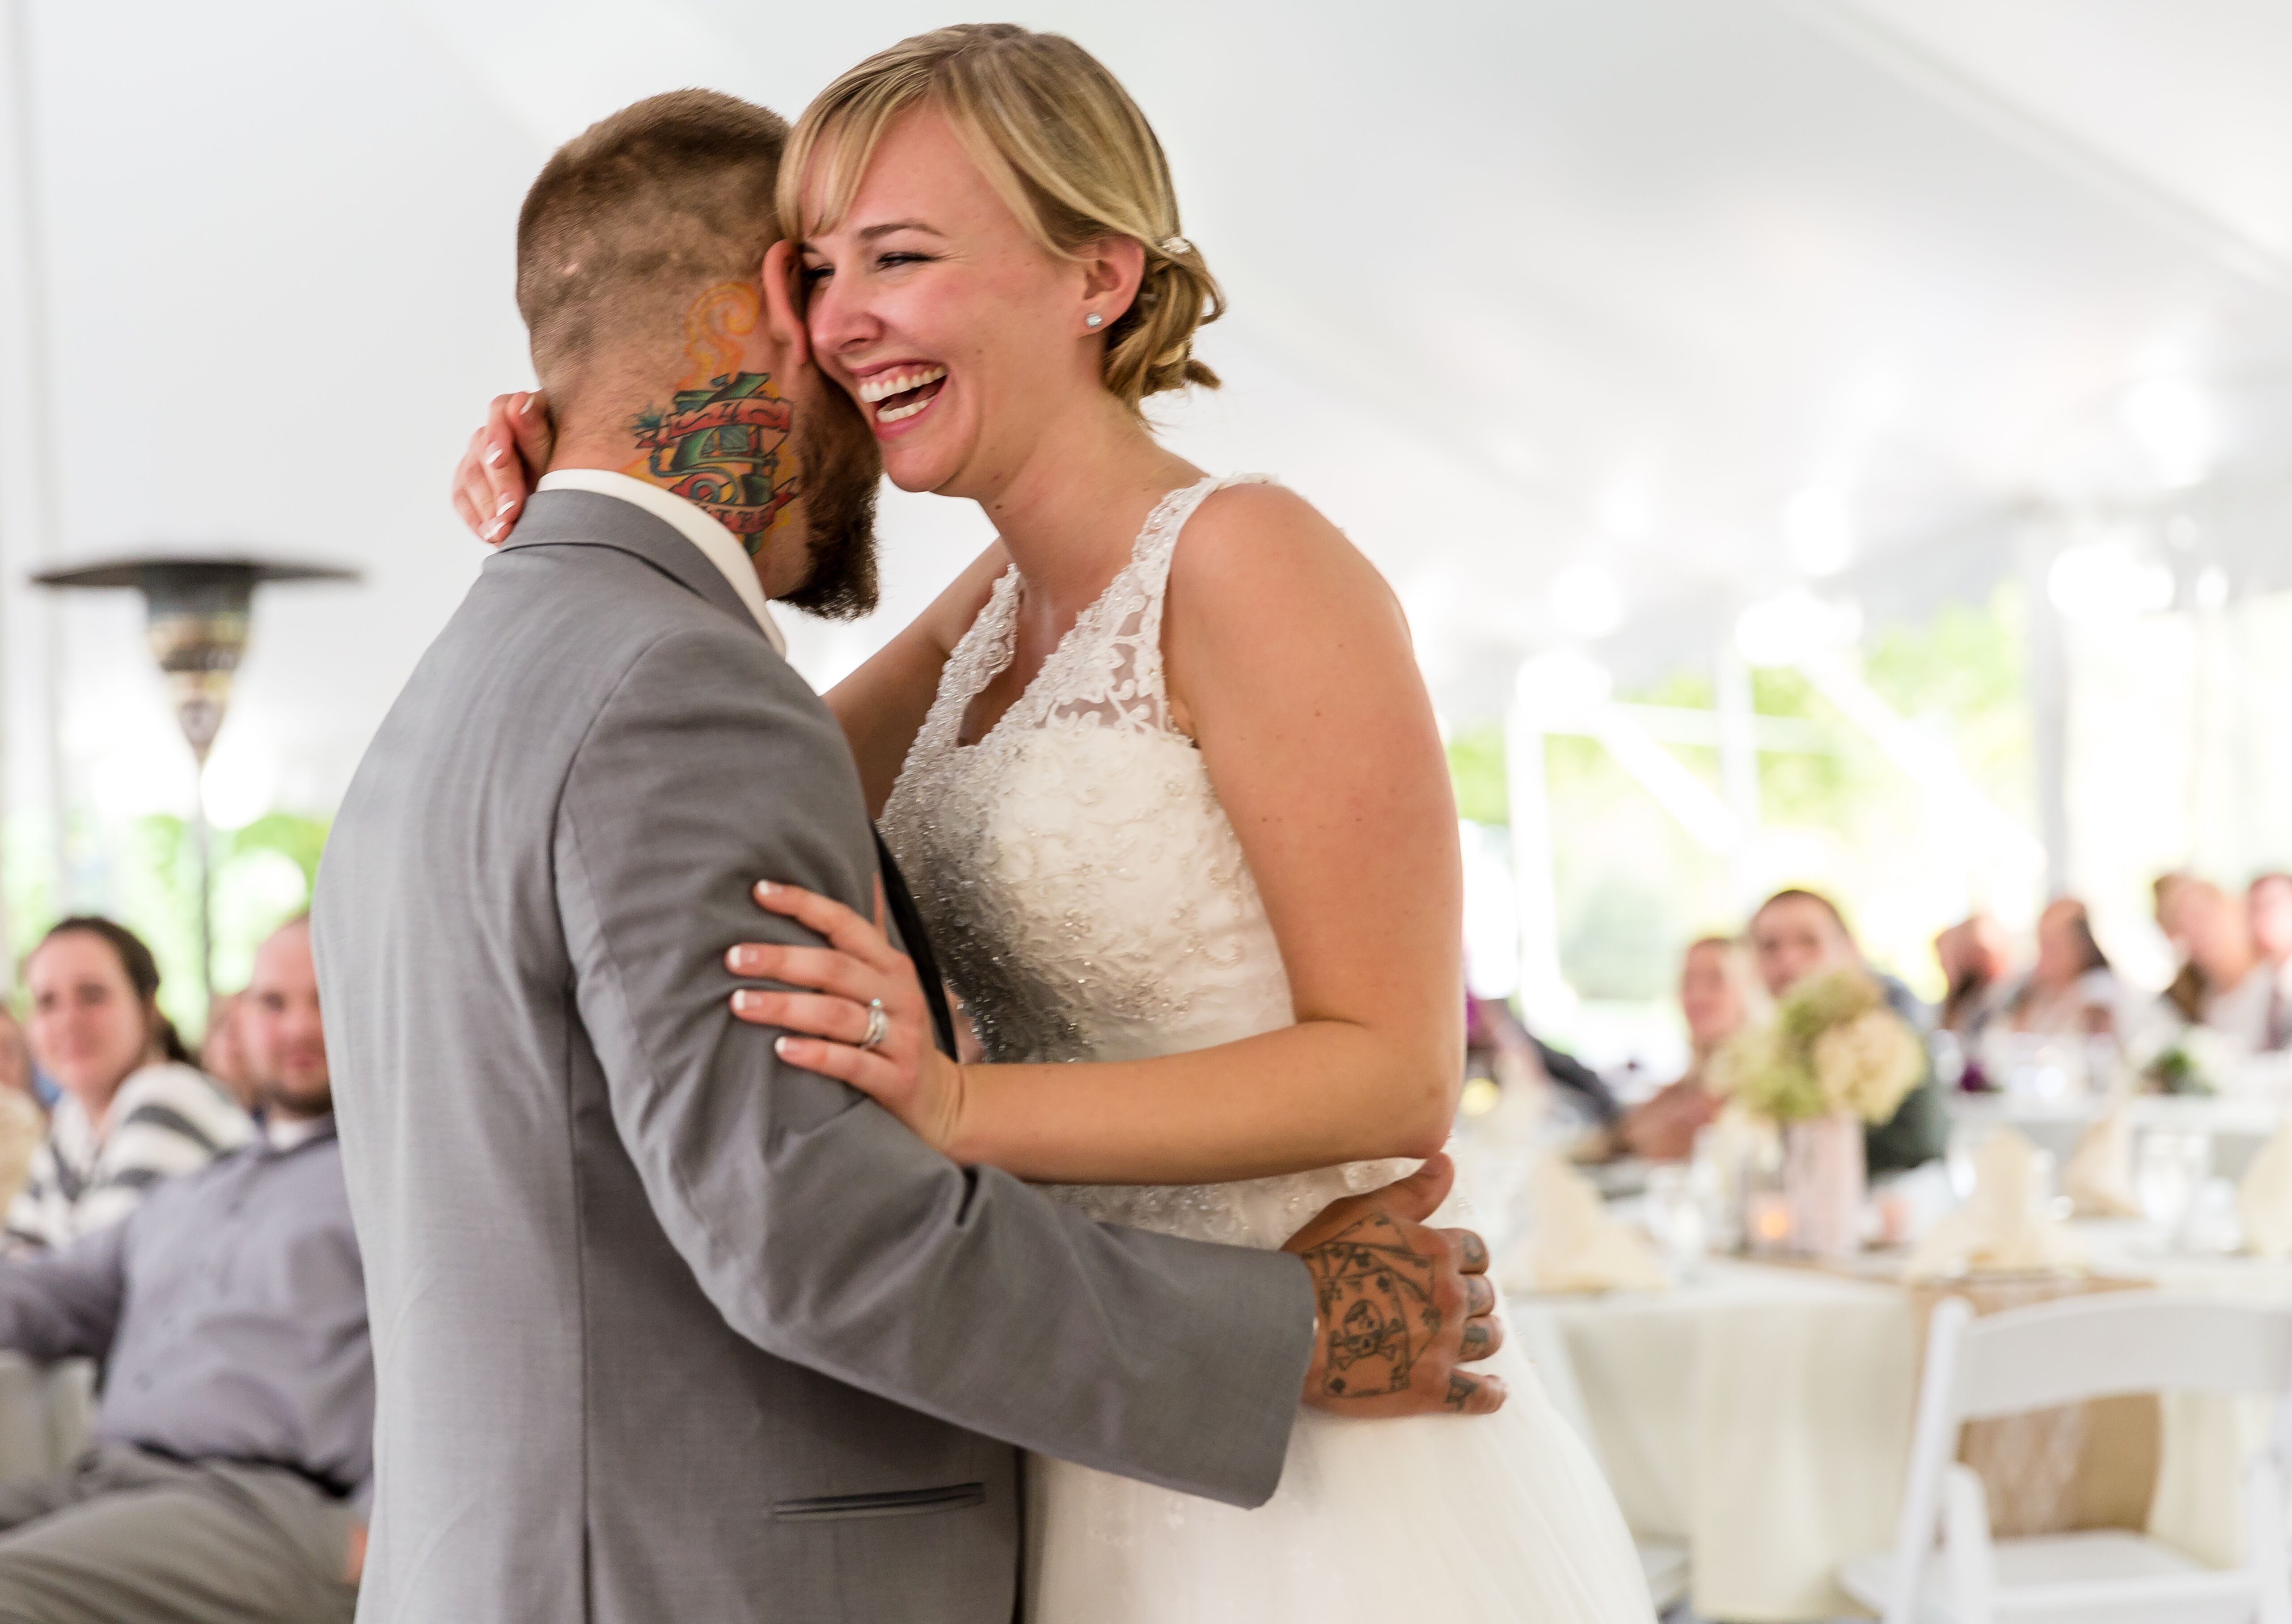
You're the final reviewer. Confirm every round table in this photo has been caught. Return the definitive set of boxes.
[1517,1229,2281,1621]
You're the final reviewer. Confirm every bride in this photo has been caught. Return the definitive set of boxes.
[457,24,1651,1623]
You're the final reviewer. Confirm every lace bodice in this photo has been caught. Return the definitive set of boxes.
[880,475,1404,1248]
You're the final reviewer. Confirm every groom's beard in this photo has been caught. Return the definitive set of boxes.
[779,384,881,621]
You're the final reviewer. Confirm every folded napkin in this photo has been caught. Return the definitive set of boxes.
[2064,1107,2142,1219]
[1513,1153,1669,1294]
[2239,1123,2292,1260]
[1907,1128,2084,1281]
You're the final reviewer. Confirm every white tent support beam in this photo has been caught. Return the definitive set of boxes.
[1588,707,1745,856]
[1794,647,2047,913]
[1717,642,1764,909]
[1503,701,1571,1029]
[0,0,68,972]
[2016,520,2071,896]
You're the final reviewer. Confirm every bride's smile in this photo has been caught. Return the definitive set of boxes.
[853,362,947,427]
[795,103,1150,510]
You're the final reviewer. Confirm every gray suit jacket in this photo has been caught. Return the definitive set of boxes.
[313,490,1316,1624]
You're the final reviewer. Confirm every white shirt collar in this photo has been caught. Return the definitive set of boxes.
[535,468,786,656]
[264,1111,333,1152]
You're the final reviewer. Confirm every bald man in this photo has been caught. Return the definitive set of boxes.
[0,917,372,1622]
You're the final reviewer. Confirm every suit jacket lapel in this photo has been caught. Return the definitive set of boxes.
[875,833,959,1060]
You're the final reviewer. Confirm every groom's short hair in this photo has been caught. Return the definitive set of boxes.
[516,90,789,398]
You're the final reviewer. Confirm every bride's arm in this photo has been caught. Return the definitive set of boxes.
[825,542,1007,818]
[742,485,1465,1185]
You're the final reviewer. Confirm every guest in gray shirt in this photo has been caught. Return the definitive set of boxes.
[0,916,367,1624]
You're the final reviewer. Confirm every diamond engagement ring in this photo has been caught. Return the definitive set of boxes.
[858,999,890,1051]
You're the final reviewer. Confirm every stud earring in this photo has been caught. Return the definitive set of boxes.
[1085,313,1103,329]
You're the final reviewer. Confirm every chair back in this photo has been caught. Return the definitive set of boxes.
[1882,1291,2292,1624]
[1948,1293,2292,1422]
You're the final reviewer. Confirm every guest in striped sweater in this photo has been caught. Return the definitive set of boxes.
[6,918,251,1252]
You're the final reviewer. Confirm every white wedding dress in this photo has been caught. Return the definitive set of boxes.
[881,474,1653,1623]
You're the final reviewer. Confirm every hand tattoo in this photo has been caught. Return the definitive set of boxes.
[1444,1374,1476,1412]
[1299,1211,1438,1401]
[1460,1320,1493,1360]
[1456,1228,1489,1273]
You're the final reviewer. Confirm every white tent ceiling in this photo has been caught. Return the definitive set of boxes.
[0,0,2287,834]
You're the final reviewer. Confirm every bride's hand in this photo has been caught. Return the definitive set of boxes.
[451,390,556,544]
[727,880,968,1155]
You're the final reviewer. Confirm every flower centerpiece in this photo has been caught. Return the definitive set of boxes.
[2126,1023,2226,1097]
[1709,965,1926,1257]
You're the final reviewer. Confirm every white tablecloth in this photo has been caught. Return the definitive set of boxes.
[1522,1233,2281,1622]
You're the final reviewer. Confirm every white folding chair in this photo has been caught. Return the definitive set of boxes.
[1840,1292,2292,1624]
[1510,1302,1692,1616]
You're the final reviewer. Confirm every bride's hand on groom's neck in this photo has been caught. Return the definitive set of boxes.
[1284,1155,1509,1420]
[453,390,555,544]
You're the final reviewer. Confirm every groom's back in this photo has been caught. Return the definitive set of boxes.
[315,494,1019,1623]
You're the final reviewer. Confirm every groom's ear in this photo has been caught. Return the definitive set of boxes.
[760,240,811,369]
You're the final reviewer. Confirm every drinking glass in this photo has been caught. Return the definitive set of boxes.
[2135,1129,2212,1245]
[1644,1163,1708,1279]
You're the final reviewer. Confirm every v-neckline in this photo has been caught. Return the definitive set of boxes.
[952,475,1214,751]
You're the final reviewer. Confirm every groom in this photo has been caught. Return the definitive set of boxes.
[315,89,1502,1624]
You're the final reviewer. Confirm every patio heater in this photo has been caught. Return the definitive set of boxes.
[32,556,358,1003]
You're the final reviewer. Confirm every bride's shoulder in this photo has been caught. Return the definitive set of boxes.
[1169,480,1397,623]
[1161,478,1417,736]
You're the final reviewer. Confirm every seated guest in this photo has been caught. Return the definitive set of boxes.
[1748,888,1947,1173]
[1933,913,2011,1038]
[1617,936,1759,1161]
[0,915,368,1618]
[8,918,252,1251]
[1465,994,1621,1128]
[0,1012,43,1212]
[2153,871,2206,1023]
[0,1012,43,1200]
[2204,872,2292,1053]
[2251,873,2292,1052]
[0,1008,36,1105]
[1997,898,2123,1039]
[2166,879,2261,1042]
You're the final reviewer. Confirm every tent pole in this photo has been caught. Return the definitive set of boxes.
[1717,638,1763,911]
[2,0,68,945]
[2017,519,2071,898]
[1505,693,1570,1031]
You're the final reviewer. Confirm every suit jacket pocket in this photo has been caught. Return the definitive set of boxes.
[771,1483,987,1522]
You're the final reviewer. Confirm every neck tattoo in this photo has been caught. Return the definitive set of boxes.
[622,281,800,554]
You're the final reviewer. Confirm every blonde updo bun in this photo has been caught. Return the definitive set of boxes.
[781,23,1223,414]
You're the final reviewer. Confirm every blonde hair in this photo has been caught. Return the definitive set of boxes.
[781,24,1221,413]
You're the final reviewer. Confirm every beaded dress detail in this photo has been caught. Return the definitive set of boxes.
[879,473,1651,1624]
[881,474,1403,1249]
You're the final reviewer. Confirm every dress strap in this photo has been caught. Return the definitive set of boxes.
[913,565,1022,754]
[1123,473,1274,715]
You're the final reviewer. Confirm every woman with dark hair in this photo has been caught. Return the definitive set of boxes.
[2001,898,2124,1038]
[1934,914,2012,1038]
[7,916,251,1251]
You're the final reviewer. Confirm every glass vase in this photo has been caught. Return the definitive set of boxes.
[1784,1112,1865,1261]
